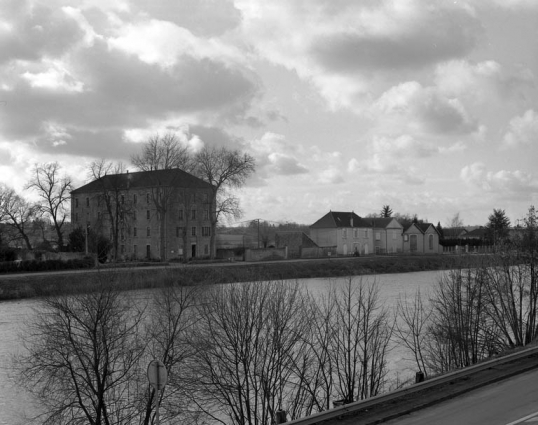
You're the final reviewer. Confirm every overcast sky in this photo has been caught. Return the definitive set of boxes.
[1,0,537,227]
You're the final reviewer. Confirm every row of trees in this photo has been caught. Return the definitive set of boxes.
[16,206,538,424]
[396,206,538,376]
[0,133,255,260]
[17,275,393,425]
[0,162,72,251]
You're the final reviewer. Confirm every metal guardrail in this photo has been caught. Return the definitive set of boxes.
[286,345,538,425]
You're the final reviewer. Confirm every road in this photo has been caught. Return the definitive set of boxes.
[383,368,538,425]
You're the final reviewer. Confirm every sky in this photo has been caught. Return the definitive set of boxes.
[1,0,538,227]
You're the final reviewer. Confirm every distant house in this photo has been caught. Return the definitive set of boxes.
[310,211,374,255]
[275,231,318,258]
[403,223,441,254]
[443,227,468,240]
[463,227,487,241]
[366,217,404,254]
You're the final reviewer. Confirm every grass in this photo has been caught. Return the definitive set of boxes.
[0,254,469,301]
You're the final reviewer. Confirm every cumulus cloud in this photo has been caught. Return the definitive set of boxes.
[434,59,535,103]
[235,0,481,112]
[0,1,260,160]
[373,82,477,135]
[461,162,538,196]
[249,132,309,178]
[502,109,538,148]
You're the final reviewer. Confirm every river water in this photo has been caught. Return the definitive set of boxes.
[0,270,442,424]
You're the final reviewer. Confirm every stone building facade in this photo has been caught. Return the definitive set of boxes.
[71,169,215,261]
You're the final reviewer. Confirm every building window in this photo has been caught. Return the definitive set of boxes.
[147,210,150,220]
[133,210,137,221]
[147,227,151,237]
[392,232,397,240]
[203,193,208,203]
[191,226,197,236]
[75,213,78,222]
[134,245,138,256]
[75,198,79,208]
[364,229,368,238]
[202,226,211,237]
[429,234,434,250]
[121,244,125,254]
[179,209,184,221]
[342,229,347,239]
[133,227,137,237]
[191,209,196,220]
[204,244,209,255]
[404,234,409,242]
[204,209,209,220]
[134,194,137,205]
[97,211,101,220]
[354,229,358,238]
[376,232,381,241]
[146,193,150,204]
[86,197,89,207]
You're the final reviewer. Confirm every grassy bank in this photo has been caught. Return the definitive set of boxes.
[0,255,467,301]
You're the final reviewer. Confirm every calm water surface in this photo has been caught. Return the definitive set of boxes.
[0,270,442,424]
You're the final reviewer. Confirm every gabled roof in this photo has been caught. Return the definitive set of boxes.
[310,211,371,229]
[71,169,214,194]
[443,227,468,238]
[464,227,487,238]
[404,222,440,235]
[366,217,404,229]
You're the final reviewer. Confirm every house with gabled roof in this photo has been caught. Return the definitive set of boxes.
[366,217,404,254]
[403,222,441,254]
[310,211,374,255]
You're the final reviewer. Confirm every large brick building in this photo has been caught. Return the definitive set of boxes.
[71,169,216,261]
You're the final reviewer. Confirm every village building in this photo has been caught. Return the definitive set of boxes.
[403,222,441,254]
[71,169,216,261]
[367,217,405,254]
[310,211,375,256]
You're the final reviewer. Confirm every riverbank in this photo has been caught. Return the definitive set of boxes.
[0,254,471,301]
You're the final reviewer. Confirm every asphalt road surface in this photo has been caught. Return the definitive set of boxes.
[383,368,538,425]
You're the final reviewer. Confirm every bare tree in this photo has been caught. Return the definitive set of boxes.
[26,162,72,249]
[131,133,195,172]
[17,276,147,425]
[0,186,38,250]
[330,278,393,403]
[426,266,501,374]
[188,280,311,424]
[446,212,464,229]
[142,283,201,424]
[88,160,129,261]
[483,227,538,347]
[195,146,256,259]
[394,289,432,378]
[131,134,198,260]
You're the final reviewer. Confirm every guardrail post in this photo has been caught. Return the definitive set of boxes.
[275,410,287,423]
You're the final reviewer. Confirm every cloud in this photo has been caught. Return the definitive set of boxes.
[434,59,535,103]
[133,0,241,37]
[0,1,85,64]
[249,132,309,178]
[502,109,538,148]
[461,162,538,197]
[235,0,481,111]
[373,82,478,135]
